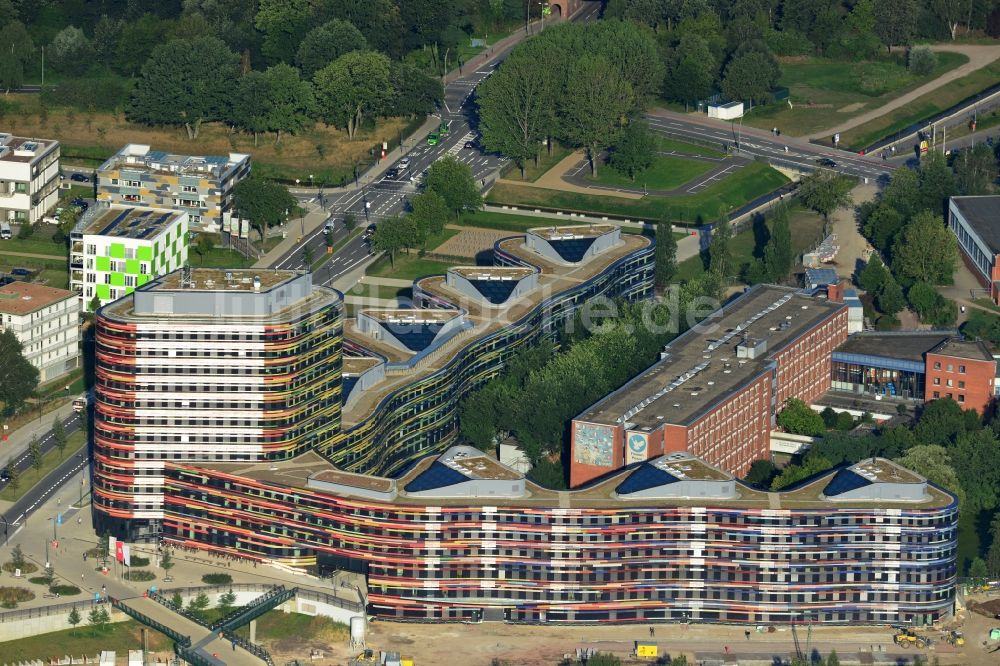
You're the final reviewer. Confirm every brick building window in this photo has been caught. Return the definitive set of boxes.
[959,365,966,373]
[933,391,940,398]
[959,395,965,403]
[933,362,941,370]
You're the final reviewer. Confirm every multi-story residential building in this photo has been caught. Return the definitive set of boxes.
[570,284,851,487]
[164,448,955,626]
[0,281,80,382]
[96,144,251,230]
[93,268,342,539]
[69,204,188,307]
[0,134,60,225]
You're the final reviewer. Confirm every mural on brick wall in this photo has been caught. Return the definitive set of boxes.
[574,422,613,467]
[626,432,648,465]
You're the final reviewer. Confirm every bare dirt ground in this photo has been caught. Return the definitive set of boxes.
[434,227,514,258]
[828,181,877,282]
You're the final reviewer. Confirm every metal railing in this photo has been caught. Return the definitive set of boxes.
[148,589,213,630]
[0,597,106,623]
[109,596,191,647]
[210,585,296,632]
[158,582,364,614]
[224,627,275,666]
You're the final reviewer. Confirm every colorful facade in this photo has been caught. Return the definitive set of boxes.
[97,144,250,230]
[161,448,957,626]
[70,204,188,307]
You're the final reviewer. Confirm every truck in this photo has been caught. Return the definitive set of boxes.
[0,222,10,240]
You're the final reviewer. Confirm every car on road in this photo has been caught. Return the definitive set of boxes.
[385,168,399,180]
[464,140,476,150]
[439,122,450,135]
[324,221,335,233]
[363,223,377,240]
[0,469,8,482]
[816,157,838,168]
[70,173,89,183]
[397,158,410,170]
[427,133,439,146]
[410,169,428,184]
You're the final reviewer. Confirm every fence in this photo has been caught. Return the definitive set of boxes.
[0,597,106,624]
[109,596,190,648]
[158,582,364,614]
[148,589,212,630]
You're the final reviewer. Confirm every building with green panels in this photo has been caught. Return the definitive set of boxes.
[70,204,189,307]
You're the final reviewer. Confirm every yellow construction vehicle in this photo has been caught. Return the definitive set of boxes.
[946,630,965,646]
[893,628,927,649]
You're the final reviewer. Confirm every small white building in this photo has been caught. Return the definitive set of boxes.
[0,281,80,382]
[0,133,60,225]
[708,101,744,120]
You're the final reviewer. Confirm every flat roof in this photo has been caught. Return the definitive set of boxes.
[442,448,523,481]
[579,285,844,428]
[310,467,395,493]
[0,134,56,163]
[102,144,249,178]
[0,281,75,315]
[952,196,1000,254]
[450,266,535,280]
[343,357,381,375]
[361,309,460,324]
[651,453,731,481]
[929,337,994,362]
[195,452,952,510]
[529,224,616,240]
[836,332,954,363]
[850,458,922,484]
[154,269,296,293]
[78,205,183,240]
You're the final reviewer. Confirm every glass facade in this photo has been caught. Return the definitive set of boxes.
[831,361,925,400]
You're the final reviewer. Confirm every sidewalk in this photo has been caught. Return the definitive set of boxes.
[0,402,77,470]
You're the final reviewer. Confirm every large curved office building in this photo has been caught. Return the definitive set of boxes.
[92,225,957,626]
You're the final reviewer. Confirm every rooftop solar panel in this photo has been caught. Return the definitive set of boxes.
[98,209,132,236]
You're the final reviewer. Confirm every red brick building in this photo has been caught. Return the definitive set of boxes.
[924,338,996,414]
[570,285,849,487]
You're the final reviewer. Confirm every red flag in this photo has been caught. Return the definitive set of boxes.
[115,540,124,563]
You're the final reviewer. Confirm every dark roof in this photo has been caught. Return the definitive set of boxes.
[403,461,467,492]
[468,278,520,305]
[614,462,679,495]
[952,196,1000,254]
[822,468,872,497]
[836,332,954,363]
[549,237,597,262]
[929,337,994,362]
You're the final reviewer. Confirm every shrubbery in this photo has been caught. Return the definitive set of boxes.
[123,569,156,582]
[0,586,35,608]
[202,573,233,585]
[49,584,81,596]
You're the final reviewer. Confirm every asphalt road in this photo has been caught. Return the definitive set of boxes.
[270,1,604,286]
[0,411,88,540]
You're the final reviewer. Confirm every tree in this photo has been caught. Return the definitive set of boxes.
[48,26,92,75]
[371,216,418,266]
[425,156,482,219]
[877,277,905,316]
[187,591,211,618]
[313,50,391,139]
[52,416,67,458]
[874,0,918,52]
[896,444,964,504]
[0,55,23,93]
[43,563,54,586]
[709,217,733,281]
[918,151,957,213]
[3,460,16,492]
[92,15,122,66]
[970,556,989,583]
[762,205,792,281]
[296,20,368,78]
[988,513,1000,576]
[841,0,883,59]
[744,459,778,488]
[343,213,357,234]
[128,36,240,139]
[408,190,448,245]
[663,33,716,108]
[67,605,81,633]
[387,62,442,118]
[29,435,41,477]
[858,255,889,293]
[915,397,979,445]
[908,282,957,327]
[231,71,270,145]
[260,63,315,143]
[655,222,677,288]
[954,143,996,195]
[170,591,183,608]
[231,177,295,242]
[778,398,825,436]
[950,429,1000,512]
[721,50,778,105]
[254,0,311,64]
[609,121,655,182]
[0,328,38,414]
[908,46,937,76]
[160,549,174,577]
[10,544,25,570]
[0,22,34,72]
[478,43,557,177]
[892,210,958,285]
[826,650,841,666]
[798,172,853,221]
[933,0,973,39]
[560,55,634,177]
[88,605,110,633]
[217,589,237,615]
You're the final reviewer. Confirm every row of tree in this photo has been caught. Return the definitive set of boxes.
[126,35,442,141]
[477,20,663,177]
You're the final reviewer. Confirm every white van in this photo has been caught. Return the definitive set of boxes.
[0,222,10,240]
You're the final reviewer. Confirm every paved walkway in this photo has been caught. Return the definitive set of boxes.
[119,595,262,665]
[809,44,1000,140]
[498,151,642,199]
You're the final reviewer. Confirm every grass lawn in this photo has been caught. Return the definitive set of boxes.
[656,136,726,158]
[458,210,684,239]
[0,233,67,257]
[0,254,69,289]
[234,610,349,644]
[0,431,86,502]
[188,243,254,269]
[367,255,453,281]
[487,161,789,225]
[840,55,1000,149]
[587,154,715,191]
[421,226,460,252]
[741,52,969,138]
[504,143,573,182]
[0,622,173,661]
[675,204,827,282]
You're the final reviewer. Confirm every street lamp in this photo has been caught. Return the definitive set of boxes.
[309,174,314,188]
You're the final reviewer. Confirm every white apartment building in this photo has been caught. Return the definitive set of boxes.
[0,281,80,382]
[69,204,188,307]
[0,134,60,225]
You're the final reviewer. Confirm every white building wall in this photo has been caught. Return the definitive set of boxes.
[0,294,81,382]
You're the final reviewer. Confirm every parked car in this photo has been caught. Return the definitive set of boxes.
[0,222,10,240]
[70,173,89,183]
[71,197,89,211]
[11,267,32,277]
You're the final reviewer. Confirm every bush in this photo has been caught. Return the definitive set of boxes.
[908,46,938,77]
[0,586,35,608]
[2,561,38,575]
[201,573,233,585]
[123,569,156,582]
[27,576,50,585]
[130,556,150,567]
[49,584,81,596]
[41,76,131,112]
[764,28,814,56]
[875,315,901,331]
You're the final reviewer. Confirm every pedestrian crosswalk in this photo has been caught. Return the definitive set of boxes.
[447,132,477,157]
